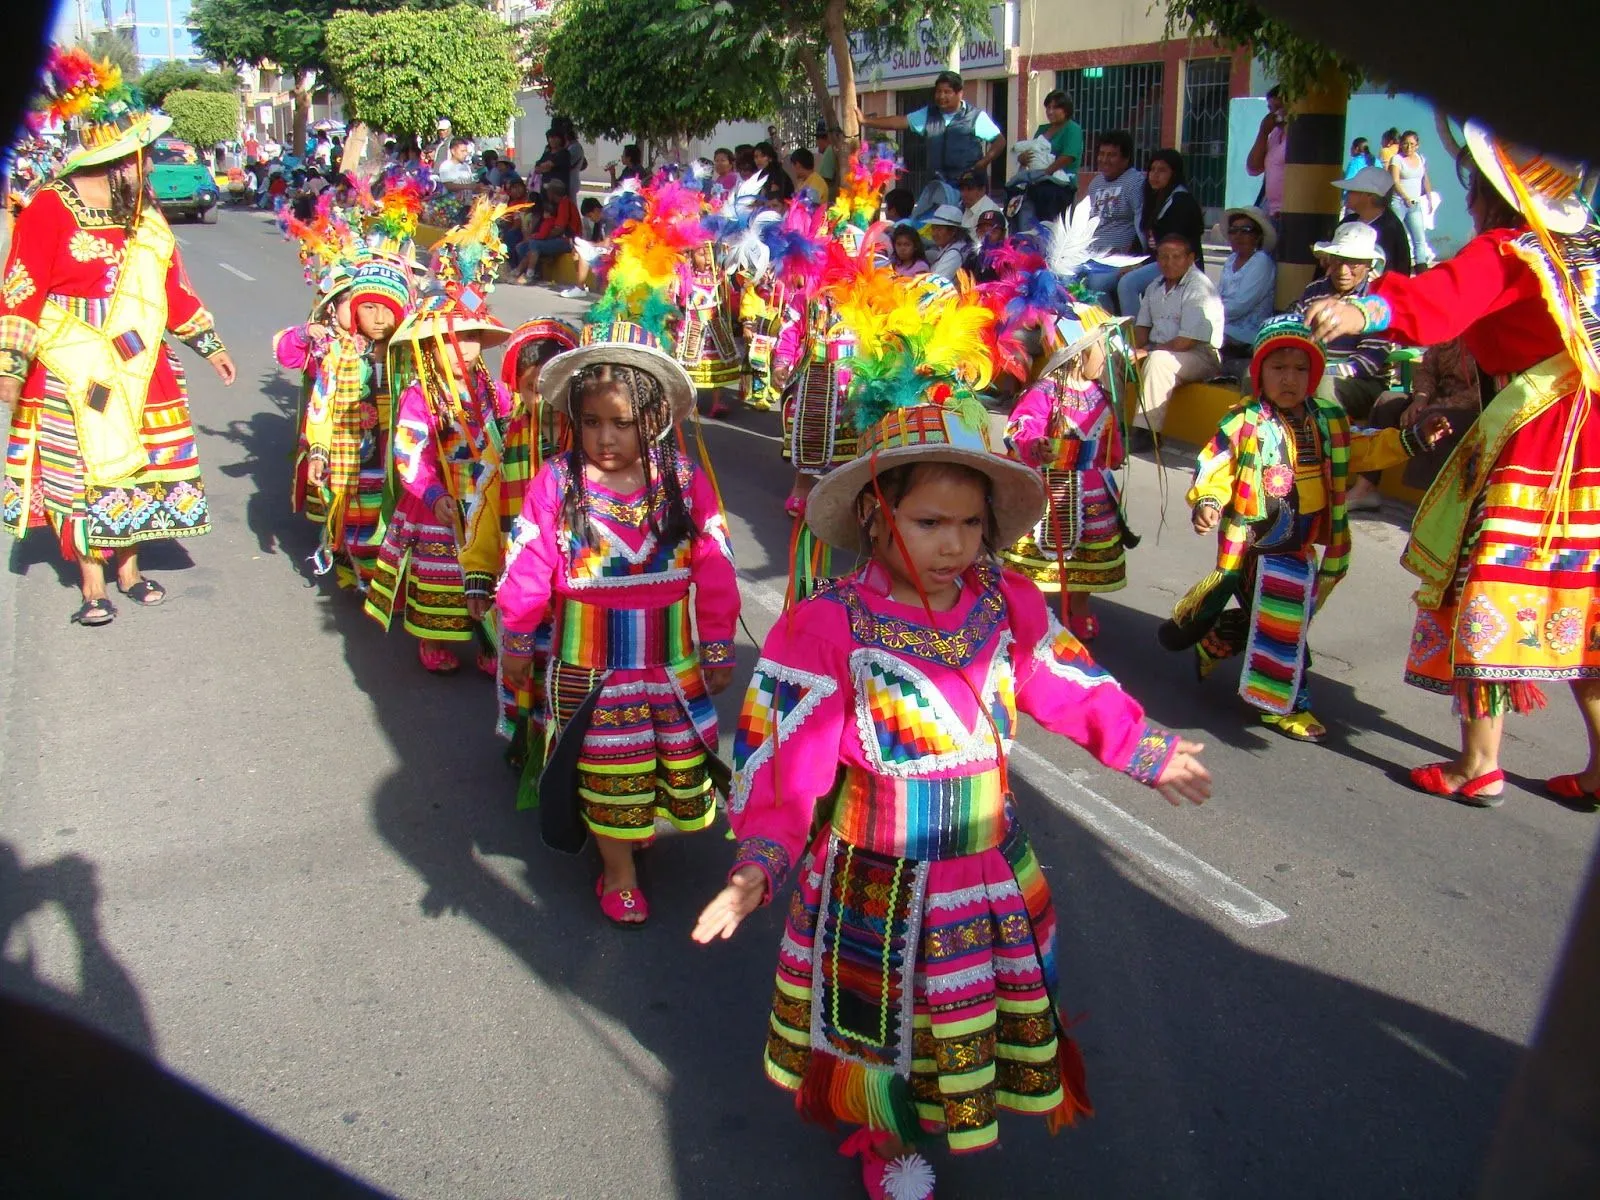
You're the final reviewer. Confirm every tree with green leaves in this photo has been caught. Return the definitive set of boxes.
[543,0,786,148]
[661,0,990,152]
[1160,1,1364,101]
[138,62,240,108]
[75,29,138,81]
[191,0,471,165]
[324,4,521,143]
[163,89,241,149]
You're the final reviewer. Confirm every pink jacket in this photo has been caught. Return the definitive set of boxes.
[496,453,739,665]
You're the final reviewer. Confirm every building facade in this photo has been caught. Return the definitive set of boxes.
[838,2,1250,216]
[108,0,205,74]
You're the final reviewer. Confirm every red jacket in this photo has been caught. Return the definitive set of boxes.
[532,197,579,240]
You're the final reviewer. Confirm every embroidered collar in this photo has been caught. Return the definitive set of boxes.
[51,180,125,230]
[822,561,1006,669]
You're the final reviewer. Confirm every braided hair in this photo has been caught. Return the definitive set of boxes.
[560,363,694,554]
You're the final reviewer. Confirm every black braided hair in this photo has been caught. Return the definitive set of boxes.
[561,363,695,553]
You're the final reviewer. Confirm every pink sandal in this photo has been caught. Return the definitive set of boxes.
[417,642,460,675]
[476,649,497,677]
[784,494,804,517]
[840,1128,935,1200]
[1067,611,1100,641]
[596,876,648,927]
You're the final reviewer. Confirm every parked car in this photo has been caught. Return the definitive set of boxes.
[147,138,221,224]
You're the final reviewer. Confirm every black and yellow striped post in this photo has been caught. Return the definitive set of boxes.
[1276,72,1350,309]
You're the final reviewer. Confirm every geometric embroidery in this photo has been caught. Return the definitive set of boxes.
[1032,609,1115,689]
[1545,606,1583,657]
[1409,610,1450,666]
[730,658,837,814]
[1457,594,1509,661]
[850,644,1013,778]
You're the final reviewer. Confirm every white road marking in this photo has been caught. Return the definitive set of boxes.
[174,234,188,246]
[736,575,1288,929]
[218,262,255,282]
[691,417,781,445]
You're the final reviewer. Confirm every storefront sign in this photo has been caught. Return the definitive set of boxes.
[827,2,1016,87]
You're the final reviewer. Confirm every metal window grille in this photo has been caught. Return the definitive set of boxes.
[1055,62,1164,169]
[895,87,936,199]
[1181,57,1233,213]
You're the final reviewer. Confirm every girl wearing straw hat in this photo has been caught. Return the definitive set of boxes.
[1,50,236,627]
[1308,121,1600,807]
[496,319,739,927]
[694,276,1209,1200]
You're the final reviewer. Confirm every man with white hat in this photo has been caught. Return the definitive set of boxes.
[921,204,973,280]
[1288,221,1394,431]
[1332,164,1413,276]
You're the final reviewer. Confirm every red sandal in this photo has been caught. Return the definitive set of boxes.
[1409,763,1505,808]
[417,642,460,675]
[1068,611,1100,642]
[1546,775,1600,807]
[596,876,648,927]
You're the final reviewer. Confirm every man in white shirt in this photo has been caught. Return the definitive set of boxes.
[957,170,1002,234]
[1131,233,1225,446]
[435,138,477,192]
[921,205,971,281]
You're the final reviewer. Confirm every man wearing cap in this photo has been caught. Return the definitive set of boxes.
[1289,221,1393,420]
[921,204,973,280]
[857,70,1005,218]
[430,118,452,168]
[958,169,1002,234]
[1333,165,1413,276]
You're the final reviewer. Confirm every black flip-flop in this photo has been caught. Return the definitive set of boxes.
[117,579,166,606]
[70,598,117,627]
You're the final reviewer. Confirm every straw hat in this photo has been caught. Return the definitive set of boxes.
[1463,119,1593,235]
[34,49,172,173]
[1313,220,1386,271]
[1039,304,1126,378]
[537,321,695,439]
[805,402,1044,553]
[921,203,965,229]
[391,284,511,347]
[1223,205,1278,253]
[1329,166,1394,200]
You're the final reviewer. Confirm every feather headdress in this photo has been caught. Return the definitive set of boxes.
[827,143,902,234]
[847,277,996,435]
[1041,198,1147,279]
[759,198,832,302]
[977,240,1075,378]
[584,177,714,341]
[29,48,130,132]
[432,195,523,293]
[283,192,362,292]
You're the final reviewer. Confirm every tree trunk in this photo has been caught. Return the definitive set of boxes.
[290,68,316,162]
[796,45,836,132]
[1275,65,1348,309]
[822,0,858,159]
[340,121,370,176]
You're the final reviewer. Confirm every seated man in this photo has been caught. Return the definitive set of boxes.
[1345,337,1480,510]
[1332,165,1412,276]
[1130,233,1225,449]
[1078,130,1145,310]
[1288,221,1392,419]
[957,169,1002,233]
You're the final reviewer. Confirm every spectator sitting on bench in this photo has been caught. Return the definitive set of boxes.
[1129,232,1225,450]
[1288,221,1392,420]
[512,179,580,285]
[563,196,608,299]
[1217,205,1277,380]
[1344,337,1481,511]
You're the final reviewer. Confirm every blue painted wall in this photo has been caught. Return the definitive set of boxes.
[1226,93,1472,259]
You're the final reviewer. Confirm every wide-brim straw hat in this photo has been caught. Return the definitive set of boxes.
[65,109,172,173]
[1313,220,1386,271]
[391,284,511,347]
[1464,119,1593,236]
[805,404,1045,553]
[538,321,695,439]
[1039,306,1128,378]
[1223,205,1278,253]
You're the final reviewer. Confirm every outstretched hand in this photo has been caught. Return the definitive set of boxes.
[1155,740,1211,807]
[211,351,237,386]
[1410,411,1453,448]
[692,866,766,943]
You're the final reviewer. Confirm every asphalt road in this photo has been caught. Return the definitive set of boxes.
[3,206,1597,1199]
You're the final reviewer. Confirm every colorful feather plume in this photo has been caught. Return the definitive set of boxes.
[362,172,424,258]
[283,192,361,289]
[977,240,1073,378]
[29,48,133,133]
[583,176,718,338]
[846,277,996,435]
[759,199,832,302]
[433,196,524,292]
[827,143,902,233]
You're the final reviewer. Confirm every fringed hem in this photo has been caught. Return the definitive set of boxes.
[794,1051,923,1145]
[1452,681,1550,720]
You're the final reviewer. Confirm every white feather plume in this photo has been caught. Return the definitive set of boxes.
[1041,198,1147,277]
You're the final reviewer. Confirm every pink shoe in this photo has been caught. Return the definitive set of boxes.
[840,1128,935,1200]
[1067,611,1099,641]
[784,494,804,517]
[595,876,649,927]
[418,642,460,674]
[476,650,497,677]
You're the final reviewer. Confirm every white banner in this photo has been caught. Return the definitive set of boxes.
[827,3,1016,88]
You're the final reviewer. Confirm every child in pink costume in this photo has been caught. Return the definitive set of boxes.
[498,324,740,927]
[695,280,1209,1200]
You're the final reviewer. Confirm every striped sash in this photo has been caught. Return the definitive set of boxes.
[555,595,694,670]
[831,765,1008,861]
